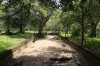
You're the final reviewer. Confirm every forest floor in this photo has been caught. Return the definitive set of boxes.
[10,35,89,66]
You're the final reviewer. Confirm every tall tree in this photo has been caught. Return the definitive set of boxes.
[60,0,87,45]
[46,10,62,33]
[87,0,100,37]
[36,0,57,35]
[3,2,12,34]
[2,0,32,34]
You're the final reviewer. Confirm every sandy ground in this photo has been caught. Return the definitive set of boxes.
[12,35,88,66]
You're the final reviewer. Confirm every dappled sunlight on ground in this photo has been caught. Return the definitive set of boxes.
[11,35,88,66]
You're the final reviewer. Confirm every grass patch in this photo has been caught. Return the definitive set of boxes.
[9,33,32,39]
[0,31,34,52]
[60,32,71,37]
[0,35,21,52]
[25,31,37,33]
[60,32,100,55]
[68,35,100,55]
[85,37,100,55]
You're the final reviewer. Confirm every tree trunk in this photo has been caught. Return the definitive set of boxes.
[19,1,24,34]
[6,28,10,35]
[90,23,97,37]
[38,15,50,34]
[38,16,43,34]
[6,24,11,35]
[65,28,68,37]
[19,24,24,33]
[67,28,69,37]
[38,26,42,34]
[81,3,84,45]
[65,32,67,37]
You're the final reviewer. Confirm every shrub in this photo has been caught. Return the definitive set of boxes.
[53,36,61,40]
[33,33,46,38]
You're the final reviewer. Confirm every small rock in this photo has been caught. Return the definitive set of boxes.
[62,44,66,47]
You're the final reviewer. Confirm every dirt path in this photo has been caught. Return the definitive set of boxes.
[13,35,88,66]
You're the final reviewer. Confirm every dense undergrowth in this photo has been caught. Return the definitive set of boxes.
[61,33,100,55]
[70,36,100,55]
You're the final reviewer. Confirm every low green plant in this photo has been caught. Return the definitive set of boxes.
[69,36,81,44]
[68,35,100,55]
[53,36,61,40]
[85,38,100,55]
[33,33,46,38]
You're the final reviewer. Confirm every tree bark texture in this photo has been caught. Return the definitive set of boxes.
[19,24,23,33]
[90,22,97,37]
[38,15,50,34]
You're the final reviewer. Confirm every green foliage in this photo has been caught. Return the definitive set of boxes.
[70,23,81,36]
[59,11,82,36]
[85,37,100,55]
[69,35,81,44]
[68,34,100,55]
[60,0,74,11]
[60,11,75,26]
[38,0,57,9]
[1,0,32,33]
[0,0,100,57]
[1,0,54,34]
[0,35,21,52]
[0,42,9,52]
[85,0,100,37]
[53,36,61,40]
[45,10,62,32]
[33,33,46,38]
